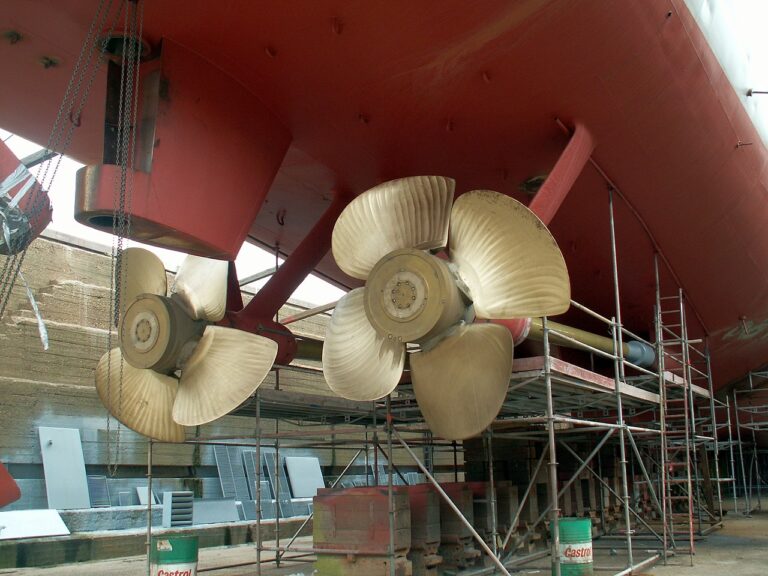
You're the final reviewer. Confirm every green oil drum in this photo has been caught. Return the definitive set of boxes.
[555,517,593,575]
[150,535,199,576]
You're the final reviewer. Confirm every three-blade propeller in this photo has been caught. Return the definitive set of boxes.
[323,177,570,440]
[95,248,277,442]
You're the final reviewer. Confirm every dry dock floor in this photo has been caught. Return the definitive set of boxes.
[2,507,768,575]
[646,509,768,576]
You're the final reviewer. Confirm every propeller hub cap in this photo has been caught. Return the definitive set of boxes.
[385,272,426,318]
[364,248,465,343]
[121,294,175,370]
[129,310,160,352]
[120,293,204,373]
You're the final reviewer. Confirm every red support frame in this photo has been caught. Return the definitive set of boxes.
[527,122,594,226]
[222,190,350,364]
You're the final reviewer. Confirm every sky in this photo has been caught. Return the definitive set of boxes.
[684,0,768,146]
[1,128,345,308]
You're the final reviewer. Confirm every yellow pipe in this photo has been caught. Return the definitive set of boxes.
[295,319,650,366]
[295,336,323,361]
[527,318,630,357]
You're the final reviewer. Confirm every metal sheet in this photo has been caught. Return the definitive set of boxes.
[242,450,261,500]
[241,499,257,521]
[0,509,70,539]
[38,427,89,510]
[192,499,239,525]
[263,449,295,517]
[241,496,276,521]
[284,456,325,498]
[87,475,110,507]
[215,445,251,501]
[229,447,251,502]
[291,498,313,516]
[162,491,193,528]
[214,445,236,499]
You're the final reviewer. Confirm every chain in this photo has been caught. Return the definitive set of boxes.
[0,0,145,476]
[107,0,143,477]
[0,0,122,319]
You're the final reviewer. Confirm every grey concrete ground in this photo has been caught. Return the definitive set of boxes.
[646,510,768,576]
[3,506,768,575]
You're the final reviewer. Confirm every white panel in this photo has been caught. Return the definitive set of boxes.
[136,486,158,505]
[0,509,70,539]
[284,456,325,498]
[38,427,90,510]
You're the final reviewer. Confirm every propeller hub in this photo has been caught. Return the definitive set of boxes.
[364,248,465,343]
[120,294,205,373]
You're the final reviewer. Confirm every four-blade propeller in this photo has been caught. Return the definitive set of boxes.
[323,176,570,440]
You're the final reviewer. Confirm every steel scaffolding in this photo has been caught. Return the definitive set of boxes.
[138,187,734,576]
[732,371,768,515]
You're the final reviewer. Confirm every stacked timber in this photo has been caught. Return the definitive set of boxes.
[495,482,520,544]
[405,484,441,575]
[436,483,481,571]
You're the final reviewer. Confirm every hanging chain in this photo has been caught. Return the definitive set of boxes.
[0,0,123,319]
[107,0,144,477]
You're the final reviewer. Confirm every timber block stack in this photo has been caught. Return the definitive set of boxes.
[584,471,602,536]
[313,486,413,576]
[468,481,492,543]
[601,476,616,531]
[635,475,655,519]
[405,485,441,575]
[495,481,519,540]
[436,483,481,571]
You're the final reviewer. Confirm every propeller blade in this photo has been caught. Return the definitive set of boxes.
[332,176,455,280]
[411,323,513,440]
[117,247,167,322]
[322,288,405,400]
[171,255,228,321]
[95,348,186,443]
[448,190,570,319]
[172,326,278,426]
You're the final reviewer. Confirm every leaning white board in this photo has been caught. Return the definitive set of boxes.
[38,427,90,509]
[0,509,70,540]
[136,486,158,505]
[284,456,325,498]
